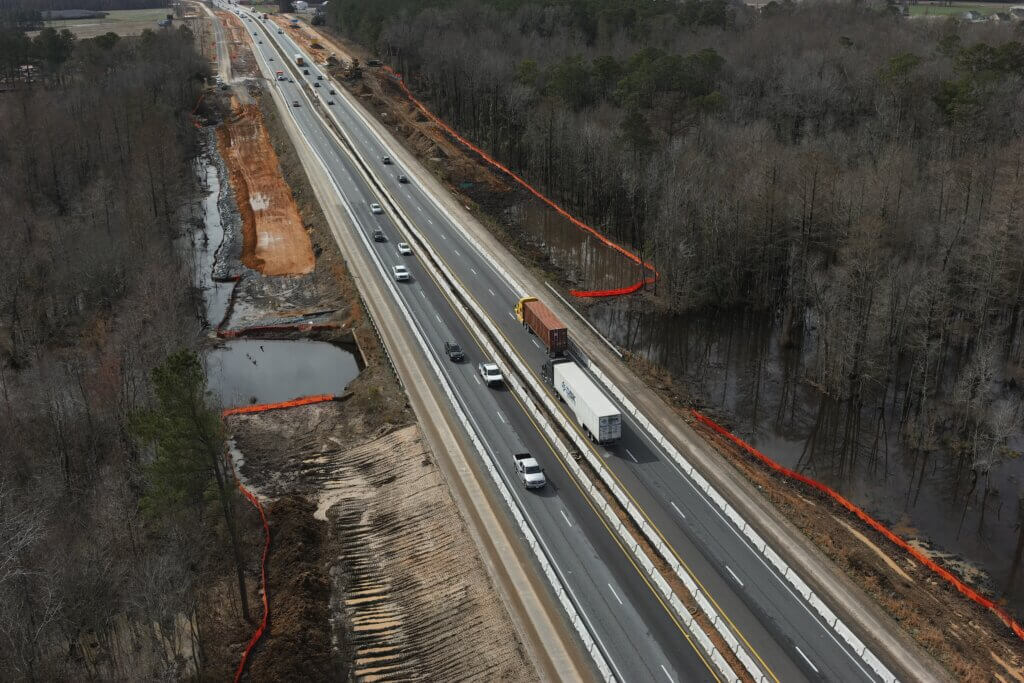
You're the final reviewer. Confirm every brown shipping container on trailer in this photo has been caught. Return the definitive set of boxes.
[522,299,568,354]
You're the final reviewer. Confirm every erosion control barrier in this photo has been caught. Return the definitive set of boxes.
[380,66,657,299]
[691,409,1024,645]
[220,393,337,680]
[216,322,340,339]
[222,393,336,416]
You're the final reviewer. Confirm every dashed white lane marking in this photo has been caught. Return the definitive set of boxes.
[441,234,447,239]
[560,510,572,527]
[660,664,674,682]
[532,339,541,349]
[419,290,426,299]
[725,565,744,587]
[488,288,496,296]
[435,314,442,323]
[454,249,461,256]
[496,412,507,423]
[625,449,638,463]
[470,267,477,275]
[474,375,481,385]
[507,312,515,320]
[795,646,819,674]
[427,218,433,225]
[670,501,686,519]
[607,583,623,606]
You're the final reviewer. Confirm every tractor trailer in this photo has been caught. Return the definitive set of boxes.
[294,53,304,66]
[545,359,621,443]
[515,297,567,356]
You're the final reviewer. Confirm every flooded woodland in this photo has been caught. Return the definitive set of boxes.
[517,191,1024,612]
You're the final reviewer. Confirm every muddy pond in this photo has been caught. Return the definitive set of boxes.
[190,150,360,409]
[508,190,1024,608]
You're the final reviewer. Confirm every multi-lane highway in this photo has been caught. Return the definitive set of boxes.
[213,7,725,681]
[216,6,899,681]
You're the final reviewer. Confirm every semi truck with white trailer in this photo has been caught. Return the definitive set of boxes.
[294,53,304,66]
[544,358,621,443]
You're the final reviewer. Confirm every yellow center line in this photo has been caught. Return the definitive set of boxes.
[428,251,780,683]
[416,245,720,681]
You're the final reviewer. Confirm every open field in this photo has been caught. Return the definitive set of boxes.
[36,8,172,38]
[908,1,1016,16]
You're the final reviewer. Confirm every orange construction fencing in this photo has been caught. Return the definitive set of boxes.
[690,409,1024,644]
[381,67,657,298]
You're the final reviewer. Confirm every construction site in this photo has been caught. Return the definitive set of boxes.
[181,7,539,679]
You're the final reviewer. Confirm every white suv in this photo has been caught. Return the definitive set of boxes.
[392,265,410,281]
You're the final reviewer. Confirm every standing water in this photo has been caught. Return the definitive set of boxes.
[190,150,361,409]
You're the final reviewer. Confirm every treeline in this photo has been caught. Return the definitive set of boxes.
[328,0,1024,514]
[0,25,218,678]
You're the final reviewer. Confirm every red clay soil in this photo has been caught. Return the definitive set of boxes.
[216,99,314,276]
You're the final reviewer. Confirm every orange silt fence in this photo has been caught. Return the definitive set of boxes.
[220,392,336,679]
[222,393,335,416]
[381,67,657,299]
[690,409,1024,644]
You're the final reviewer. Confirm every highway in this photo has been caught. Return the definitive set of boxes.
[213,7,724,681]
[221,6,895,681]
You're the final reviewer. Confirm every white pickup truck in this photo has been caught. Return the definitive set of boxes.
[513,453,546,489]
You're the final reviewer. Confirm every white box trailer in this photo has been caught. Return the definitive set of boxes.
[551,361,622,443]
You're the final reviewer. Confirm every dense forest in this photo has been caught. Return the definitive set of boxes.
[328,0,1024,592]
[0,24,229,678]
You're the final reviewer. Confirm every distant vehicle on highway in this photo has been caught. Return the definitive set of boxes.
[396,242,412,255]
[276,70,284,80]
[294,53,305,67]
[327,99,334,105]
[317,74,323,80]
[372,228,386,242]
[382,156,392,165]
[369,202,383,214]
[397,174,409,184]
[513,453,546,489]
[477,362,503,386]
[314,81,320,88]
[303,68,309,75]
[277,29,283,33]
[292,100,300,107]
[392,265,410,281]
[329,89,335,95]
[444,341,464,362]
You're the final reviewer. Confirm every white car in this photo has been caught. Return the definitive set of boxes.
[392,265,410,281]
[397,242,412,255]
[477,362,503,386]
[370,203,383,214]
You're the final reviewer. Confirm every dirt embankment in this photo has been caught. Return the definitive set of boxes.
[215,10,258,77]
[228,404,536,681]
[280,19,1024,679]
[216,98,314,276]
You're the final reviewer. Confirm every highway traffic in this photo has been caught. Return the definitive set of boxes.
[219,5,896,681]
[215,6,727,680]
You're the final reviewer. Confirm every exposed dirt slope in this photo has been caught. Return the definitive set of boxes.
[229,404,536,682]
[216,99,314,276]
